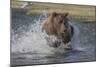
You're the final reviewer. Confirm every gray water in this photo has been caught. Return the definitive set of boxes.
[11,10,96,66]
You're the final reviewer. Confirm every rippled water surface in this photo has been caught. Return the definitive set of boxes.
[11,10,96,66]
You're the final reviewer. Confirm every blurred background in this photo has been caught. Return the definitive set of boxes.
[11,0,96,22]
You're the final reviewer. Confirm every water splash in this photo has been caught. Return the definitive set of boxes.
[11,12,54,54]
[11,12,81,55]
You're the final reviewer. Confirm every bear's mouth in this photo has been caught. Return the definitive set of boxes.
[61,33,71,44]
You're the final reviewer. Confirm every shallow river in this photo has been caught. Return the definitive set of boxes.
[11,10,96,66]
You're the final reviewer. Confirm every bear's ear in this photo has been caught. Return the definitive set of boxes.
[64,12,69,17]
[51,12,57,17]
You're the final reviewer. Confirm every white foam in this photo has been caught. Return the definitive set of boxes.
[11,13,55,54]
[11,12,81,55]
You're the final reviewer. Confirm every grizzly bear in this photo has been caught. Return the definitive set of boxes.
[42,12,73,48]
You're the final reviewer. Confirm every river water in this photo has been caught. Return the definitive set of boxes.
[11,10,96,66]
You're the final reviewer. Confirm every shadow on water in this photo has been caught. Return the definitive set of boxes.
[11,10,96,66]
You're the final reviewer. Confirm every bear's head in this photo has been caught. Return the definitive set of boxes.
[42,12,71,43]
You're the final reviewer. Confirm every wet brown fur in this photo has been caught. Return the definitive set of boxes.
[42,12,71,44]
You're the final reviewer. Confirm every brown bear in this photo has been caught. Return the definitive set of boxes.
[42,12,73,48]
